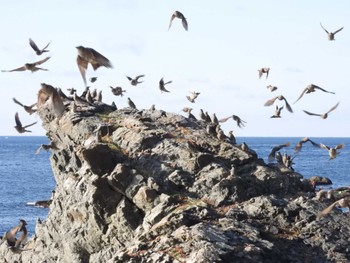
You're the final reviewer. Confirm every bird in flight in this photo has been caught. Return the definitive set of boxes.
[186,91,200,103]
[267,85,278,92]
[2,57,50,73]
[268,142,291,162]
[12,98,37,115]
[159,77,172,93]
[264,95,293,113]
[320,23,344,41]
[110,86,126,97]
[169,11,188,31]
[303,102,340,119]
[126,75,145,86]
[29,38,50,55]
[294,137,320,153]
[258,67,270,79]
[14,112,37,133]
[293,84,335,104]
[76,46,113,86]
[270,105,283,118]
[219,114,246,128]
[319,143,344,160]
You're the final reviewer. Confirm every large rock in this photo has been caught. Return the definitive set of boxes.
[1,89,349,262]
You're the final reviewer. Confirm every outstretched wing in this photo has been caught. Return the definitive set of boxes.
[333,27,344,35]
[29,38,40,52]
[264,96,278,106]
[313,84,335,94]
[90,48,113,70]
[320,23,329,34]
[303,110,321,117]
[293,88,307,104]
[15,112,22,127]
[34,56,51,66]
[77,56,88,86]
[13,98,24,107]
[326,102,340,114]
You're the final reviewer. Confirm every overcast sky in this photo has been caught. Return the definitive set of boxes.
[0,1,349,137]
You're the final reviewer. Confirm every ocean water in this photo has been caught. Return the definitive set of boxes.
[0,136,349,237]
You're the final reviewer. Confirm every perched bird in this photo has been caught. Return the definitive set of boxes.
[96,90,102,102]
[14,112,37,133]
[127,97,136,109]
[89,77,98,83]
[320,23,344,41]
[264,95,293,113]
[76,46,113,86]
[294,137,320,153]
[320,143,344,160]
[270,105,283,118]
[303,102,340,119]
[29,38,50,55]
[219,114,246,128]
[267,85,278,92]
[159,77,172,93]
[110,86,126,97]
[258,67,270,79]
[293,84,335,104]
[319,197,350,216]
[126,75,145,86]
[2,57,50,73]
[212,113,219,124]
[268,142,291,162]
[199,109,207,122]
[186,91,200,103]
[2,219,28,249]
[169,10,188,31]
[67,88,77,96]
[228,131,236,144]
[12,98,37,115]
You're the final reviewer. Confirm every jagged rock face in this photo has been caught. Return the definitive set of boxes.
[1,97,350,263]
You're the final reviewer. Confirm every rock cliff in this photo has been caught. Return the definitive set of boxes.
[1,85,350,263]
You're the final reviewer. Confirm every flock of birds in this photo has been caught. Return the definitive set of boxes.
[1,11,348,246]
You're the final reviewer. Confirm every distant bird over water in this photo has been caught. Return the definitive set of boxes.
[264,95,293,113]
[169,10,188,31]
[320,23,344,41]
[126,75,145,86]
[2,57,50,73]
[258,67,270,79]
[293,84,335,104]
[320,143,344,160]
[12,98,37,115]
[76,46,113,86]
[294,137,320,153]
[29,38,50,55]
[14,112,37,133]
[159,77,172,93]
[303,102,340,119]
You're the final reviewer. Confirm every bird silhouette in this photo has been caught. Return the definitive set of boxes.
[127,97,137,109]
[126,75,145,86]
[110,86,126,97]
[14,112,37,133]
[293,84,335,104]
[12,98,37,115]
[303,102,339,119]
[169,11,188,31]
[268,142,291,162]
[319,197,350,216]
[294,137,320,153]
[319,143,344,160]
[89,77,98,83]
[76,46,113,86]
[186,91,200,103]
[159,77,172,93]
[264,95,293,113]
[2,57,50,73]
[267,85,278,92]
[2,219,28,249]
[258,67,270,79]
[270,105,283,118]
[29,38,50,55]
[320,23,344,41]
[219,114,246,128]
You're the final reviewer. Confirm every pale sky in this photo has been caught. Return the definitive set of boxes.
[1,1,349,137]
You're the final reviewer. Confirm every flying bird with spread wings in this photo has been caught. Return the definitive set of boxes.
[294,137,320,153]
[2,57,50,73]
[126,75,145,86]
[303,102,340,119]
[14,112,37,133]
[12,98,37,115]
[319,143,344,160]
[159,77,172,93]
[293,84,335,104]
[268,142,291,162]
[169,10,188,31]
[264,95,293,113]
[258,67,270,79]
[219,114,246,128]
[320,23,344,41]
[29,38,51,55]
[76,46,113,86]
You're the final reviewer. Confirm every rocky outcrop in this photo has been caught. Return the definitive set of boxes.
[1,88,350,263]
